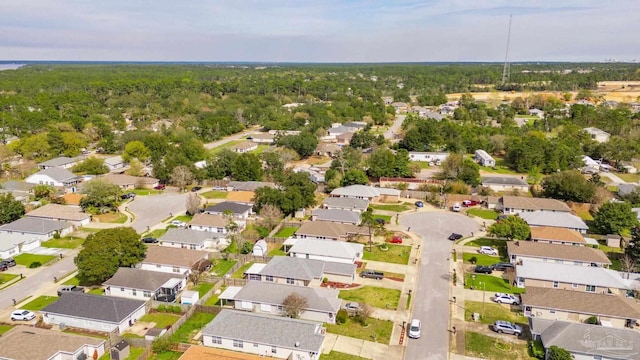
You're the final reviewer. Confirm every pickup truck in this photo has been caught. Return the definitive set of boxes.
[360,270,384,280]
[57,285,85,296]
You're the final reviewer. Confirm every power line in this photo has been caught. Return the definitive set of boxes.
[501,15,513,85]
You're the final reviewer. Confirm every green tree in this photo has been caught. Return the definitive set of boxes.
[33,184,55,200]
[0,193,25,225]
[547,346,573,360]
[624,230,640,264]
[366,147,395,178]
[593,202,638,235]
[72,157,109,175]
[541,170,596,203]
[488,216,530,240]
[79,178,120,211]
[342,169,369,186]
[277,132,318,158]
[231,153,263,181]
[393,149,413,178]
[122,140,150,163]
[439,154,480,186]
[75,227,146,285]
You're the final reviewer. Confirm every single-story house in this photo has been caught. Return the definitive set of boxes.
[522,287,640,329]
[519,211,589,234]
[204,202,253,218]
[42,292,147,334]
[529,226,591,246]
[178,346,268,360]
[514,261,630,294]
[0,217,73,257]
[311,209,361,225]
[104,267,185,301]
[201,309,325,360]
[315,143,341,158]
[583,127,611,143]
[330,185,401,202]
[407,152,449,164]
[244,256,356,286]
[250,133,276,144]
[391,102,408,113]
[159,228,225,250]
[139,246,210,276]
[327,125,354,137]
[25,167,81,188]
[321,197,369,213]
[474,149,495,167]
[286,238,364,264]
[227,181,276,192]
[189,213,244,233]
[233,141,258,153]
[104,155,126,171]
[99,173,159,190]
[530,318,640,360]
[38,156,85,170]
[335,132,354,145]
[499,196,571,214]
[379,177,445,190]
[25,204,91,227]
[481,176,529,193]
[0,326,106,360]
[0,180,35,193]
[294,221,368,241]
[223,281,341,324]
[507,241,611,267]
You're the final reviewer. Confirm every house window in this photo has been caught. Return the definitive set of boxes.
[272,346,277,354]
[217,227,224,232]
[249,274,261,281]
[265,276,274,282]
[211,336,222,344]
[132,289,137,296]
[552,281,559,288]
[254,343,259,347]
[173,267,180,273]
[143,291,151,298]
[156,265,161,268]
[549,310,556,314]
[190,244,196,250]
[586,285,596,292]
[574,261,581,265]
[286,278,294,285]
[572,284,578,289]
[120,288,125,292]
[233,339,243,348]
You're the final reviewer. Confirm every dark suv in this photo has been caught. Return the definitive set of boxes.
[0,258,16,267]
[448,233,463,241]
[491,263,515,271]
[474,265,493,274]
[142,237,158,244]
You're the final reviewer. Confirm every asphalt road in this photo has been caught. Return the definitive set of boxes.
[128,192,189,233]
[384,115,405,140]
[402,212,479,360]
[203,127,261,150]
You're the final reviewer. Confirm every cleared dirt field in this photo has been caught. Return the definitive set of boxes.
[448,89,640,103]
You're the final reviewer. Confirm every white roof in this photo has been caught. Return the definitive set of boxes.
[330,185,401,198]
[244,263,267,275]
[519,211,588,230]
[583,127,610,136]
[218,286,243,300]
[582,156,599,167]
[517,262,629,289]
[288,238,363,260]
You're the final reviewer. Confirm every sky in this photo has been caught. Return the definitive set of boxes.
[1,0,639,63]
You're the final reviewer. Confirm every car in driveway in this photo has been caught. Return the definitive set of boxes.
[491,262,515,271]
[462,200,479,207]
[343,302,363,312]
[120,192,136,200]
[11,310,36,321]
[375,218,386,225]
[142,237,159,243]
[408,319,421,339]
[493,293,520,305]
[0,257,16,267]
[389,235,403,244]
[191,186,202,192]
[492,320,522,336]
[0,263,7,271]
[171,220,186,227]
[57,285,85,297]
[360,270,384,280]
[452,202,461,212]
[478,246,498,255]
[473,265,493,274]
[154,184,166,190]
[448,233,463,241]
[415,201,424,208]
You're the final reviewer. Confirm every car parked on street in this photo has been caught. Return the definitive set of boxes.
[120,192,136,200]
[408,319,422,339]
[473,265,493,274]
[492,320,522,336]
[448,233,463,241]
[491,263,515,271]
[493,293,520,305]
[142,237,159,243]
[415,201,424,208]
[360,270,384,280]
[191,186,202,192]
[11,310,36,321]
[452,202,461,212]
[478,246,498,256]
[153,184,166,190]
[389,235,403,244]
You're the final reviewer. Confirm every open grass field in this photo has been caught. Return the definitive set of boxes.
[210,259,237,276]
[170,312,216,343]
[466,208,499,220]
[13,253,56,267]
[274,227,298,238]
[362,244,410,265]
[339,286,401,310]
[201,191,228,199]
[22,295,58,311]
[93,212,128,224]
[325,317,393,345]
[465,332,533,360]
[139,313,181,328]
[41,236,84,249]
[464,300,526,325]
[464,274,524,294]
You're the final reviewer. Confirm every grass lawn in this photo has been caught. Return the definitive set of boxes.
[268,245,286,256]
[464,300,526,325]
[41,236,84,249]
[148,351,183,360]
[274,227,298,238]
[231,262,253,279]
[140,313,181,328]
[362,244,410,265]
[171,215,192,223]
[63,277,80,285]
[466,208,499,220]
[170,312,216,343]
[320,351,369,360]
[93,212,128,224]
[465,238,507,248]
[464,274,524,294]
[193,283,214,298]
[339,286,401,310]
[223,240,238,254]
[575,209,594,221]
[0,325,13,335]
[204,285,227,306]
[325,317,393,344]
[370,204,410,212]
[210,259,237,276]
[598,240,623,254]
[373,215,392,224]
[121,332,144,339]
[465,332,532,360]
[201,190,228,199]
[209,139,244,154]
[88,288,105,295]
[22,295,59,310]
[132,189,161,196]
[145,228,168,239]
[13,253,56,267]
[463,253,503,266]
[617,173,640,183]
[0,273,19,285]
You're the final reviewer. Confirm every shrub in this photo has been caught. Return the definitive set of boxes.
[53,232,61,239]
[336,309,348,324]
[240,241,254,254]
[157,305,166,313]
[151,336,175,353]
[529,340,545,359]
[586,316,600,325]
[469,256,477,264]
[322,277,328,284]
[171,305,182,313]
[29,262,42,268]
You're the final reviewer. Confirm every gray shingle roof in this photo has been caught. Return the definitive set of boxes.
[232,281,341,313]
[159,228,222,245]
[0,217,72,234]
[0,326,105,360]
[519,211,588,230]
[227,181,276,191]
[502,196,571,212]
[258,257,325,281]
[103,268,184,291]
[288,238,363,260]
[0,181,35,192]
[322,197,369,211]
[311,209,361,224]
[42,292,146,324]
[507,241,610,265]
[38,156,79,167]
[204,202,253,215]
[32,167,77,182]
[202,310,324,353]
[323,261,357,276]
[295,221,368,239]
[481,176,528,186]
[516,262,629,289]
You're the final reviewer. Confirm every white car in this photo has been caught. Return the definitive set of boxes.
[493,293,520,305]
[408,319,421,339]
[171,220,186,227]
[478,246,498,256]
[11,310,36,321]
[452,203,461,212]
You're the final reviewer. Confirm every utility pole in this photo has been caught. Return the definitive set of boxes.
[501,15,513,85]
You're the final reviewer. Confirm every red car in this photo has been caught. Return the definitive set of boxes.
[154,184,166,190]
[389,235,403,244]
[463,200,479,207]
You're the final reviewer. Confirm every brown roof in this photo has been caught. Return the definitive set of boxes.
[521,287,640,319]
[233,141,257,151]
[502,196,571,212]
[507,241,610,265]
[296,221,368,239]
[226,191,254,203]
[143,246,209,268]
[61,192,86,205]
[100,173,159,186]
[179,345,266,360]
[189,213,227,227]
[530,226,585,243]
[26,204,90,221]
[0,326,104,360]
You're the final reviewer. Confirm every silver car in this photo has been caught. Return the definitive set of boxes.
[408,319,421,339]
[493,320,522,336]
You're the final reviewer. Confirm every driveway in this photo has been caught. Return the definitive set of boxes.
[128,192,189,233]
[402,212,479,360]
[384,115,406,140]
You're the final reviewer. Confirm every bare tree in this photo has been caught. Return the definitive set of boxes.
[242,228,261,243]
[621,254,636,279]
[282,293,308,319]
[358,304,374,325]
[170,165,194,191]
[259,204,283,231]
[188,270,202,286]
[185,193,201,215]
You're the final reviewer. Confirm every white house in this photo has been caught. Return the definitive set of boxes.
[321,197,369,213]
[311,209,361,225]
[0,326,106,360]
[233,141,258,153]
[104,155,126,171]
[407,152,449,164]
[104,267,185,301]
[286,238,364,264]
[0,217,73,257]
[474,149,496,167]
[42,293,147,334]
[25,167,80,188]
[159,228,226,250]
[189,213,245,233]
[528,109,545,118]
[481,176,529,193]
[330,185,401,202]
[139,246,210,276]
[519,211,589,234]
[583,127,611,143]
[202,310,324,360]
[204,202,253,219]
[244,256,356,286]
[499,196,571,214]
[507,241,611,267]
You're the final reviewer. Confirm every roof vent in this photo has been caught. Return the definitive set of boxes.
[295,341,300,347]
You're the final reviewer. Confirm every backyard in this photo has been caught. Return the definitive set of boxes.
[192,283,214,298]
[464,300,526,325]
[464,274,524,294]
[325,316,393,344]
[41,236,84,249]
[268,245,286,256]
[274,227,298,238]
[339,286,401,310]
[465,332,532,360]
[362,244,410,265]
[210,259,237,276]
[466,208,499,220]
[13,253,56,267]
[22,295,59,311]
[204,285,227,306]
[170,312,216,343]
[98,347,145,360]
[231,262,253,279]
[139,313,181,328]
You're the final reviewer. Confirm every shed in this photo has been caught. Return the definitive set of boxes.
[606,234,622,249]
[145,327,167,340]
[253,239,268,257]
[110,340,130,360]
[181,290,199,305]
